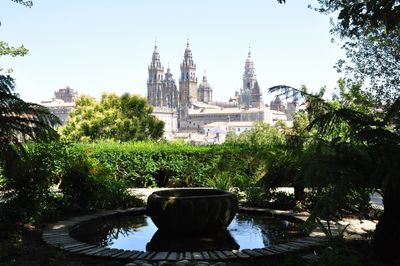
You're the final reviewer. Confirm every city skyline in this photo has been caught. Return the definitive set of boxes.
[1,1,344,104]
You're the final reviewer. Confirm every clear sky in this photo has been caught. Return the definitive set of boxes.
[1,0,344,104]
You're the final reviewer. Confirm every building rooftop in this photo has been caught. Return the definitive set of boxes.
[152,107,177,113]
[203,121,256,128]
[189,106,266,115]
[41,99,75,108]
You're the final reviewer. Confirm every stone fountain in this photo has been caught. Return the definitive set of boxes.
[147,188,238,234]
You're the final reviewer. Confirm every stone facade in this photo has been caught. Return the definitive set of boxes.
[148,40,215,112]
[146,43,271,132]
[185,106,267,130]
[179,41,198,108]
[54,86,77,103]
[41,87,77,125]
[239,49,262,108]
[147,45,179,109]
[197,75,212,103]
[152,107,178,140]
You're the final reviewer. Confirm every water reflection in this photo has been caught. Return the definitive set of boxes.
[146,229,239,251]
[71,213,304,251]
[230,214,300,249]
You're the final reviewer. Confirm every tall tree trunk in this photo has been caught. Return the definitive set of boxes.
[373,176,400,261]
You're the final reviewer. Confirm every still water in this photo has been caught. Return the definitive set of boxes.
[71,213,304,252]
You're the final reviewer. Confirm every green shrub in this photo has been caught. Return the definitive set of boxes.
[206,172,233,190]
[243,187,269,207]
[1,139,283,228]
[0,142,69,226]
[76,142,259,188]
[61,154,143,211]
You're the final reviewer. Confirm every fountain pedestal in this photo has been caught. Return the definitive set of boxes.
[147,188,238,234]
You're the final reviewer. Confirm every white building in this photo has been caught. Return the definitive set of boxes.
[185,105,267,130]
[41,99,75,125]
[203,121,256,136]
[152,107,178,140]
[41,87,77,125]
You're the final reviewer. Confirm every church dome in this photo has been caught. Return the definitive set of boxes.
[199,75,211,89]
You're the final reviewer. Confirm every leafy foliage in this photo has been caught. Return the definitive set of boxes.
[0,41,28,58]
[0,75,60,184]
[314,0,400,35]
[0,74,60,228]
[314,1,400,105]
[78,142,254,188]
[10,0,33,7]
[0,142,65,226]
[60,93,164,142]
[60,151,143,211]
[272,80,400,259]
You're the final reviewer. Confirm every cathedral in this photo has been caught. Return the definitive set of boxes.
[146,44,179,108]
[147,41,263,130]
[239,49,262,108]
[147,41,214,110]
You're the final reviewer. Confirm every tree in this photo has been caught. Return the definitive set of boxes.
[0,74,60,226]
[60,93,164,142]
[314,0,400,35]
[335,26,399,105]
[0,75,60,174]
[276,1,400,105]
[315,1,400,105]
[1,0,62,228]
[270,82,400,261]
[1,2,59,179]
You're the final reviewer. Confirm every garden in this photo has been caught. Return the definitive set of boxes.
[1,0,400,265]
[1,98,399,264]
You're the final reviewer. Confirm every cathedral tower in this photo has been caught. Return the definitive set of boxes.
[179,40,198,107]
[163,65,179,108]
[241,48,262,108]
[147,44,164,106]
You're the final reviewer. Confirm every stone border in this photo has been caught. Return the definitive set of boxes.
[42,207,326,263]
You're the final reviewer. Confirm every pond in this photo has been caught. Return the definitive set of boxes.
[70,213,305,252]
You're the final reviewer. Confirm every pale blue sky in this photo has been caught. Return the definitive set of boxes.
[1,0,344,103]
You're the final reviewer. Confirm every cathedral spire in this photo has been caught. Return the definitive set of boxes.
[180,39,198,107]
[184,38,193,60]
[241,48,261,107]
[147,42,164,107]
[151,42,161,65]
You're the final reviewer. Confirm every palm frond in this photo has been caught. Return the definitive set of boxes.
[0,74,60,146]
[383,96,400,125]
[355,127,400,146]
[268,85,334,119]
[306,108,373,138]
[268,85,302,104]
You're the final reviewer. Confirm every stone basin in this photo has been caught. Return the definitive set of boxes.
[147,188,238,234]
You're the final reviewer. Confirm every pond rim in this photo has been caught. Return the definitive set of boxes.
[42,206,327,262]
